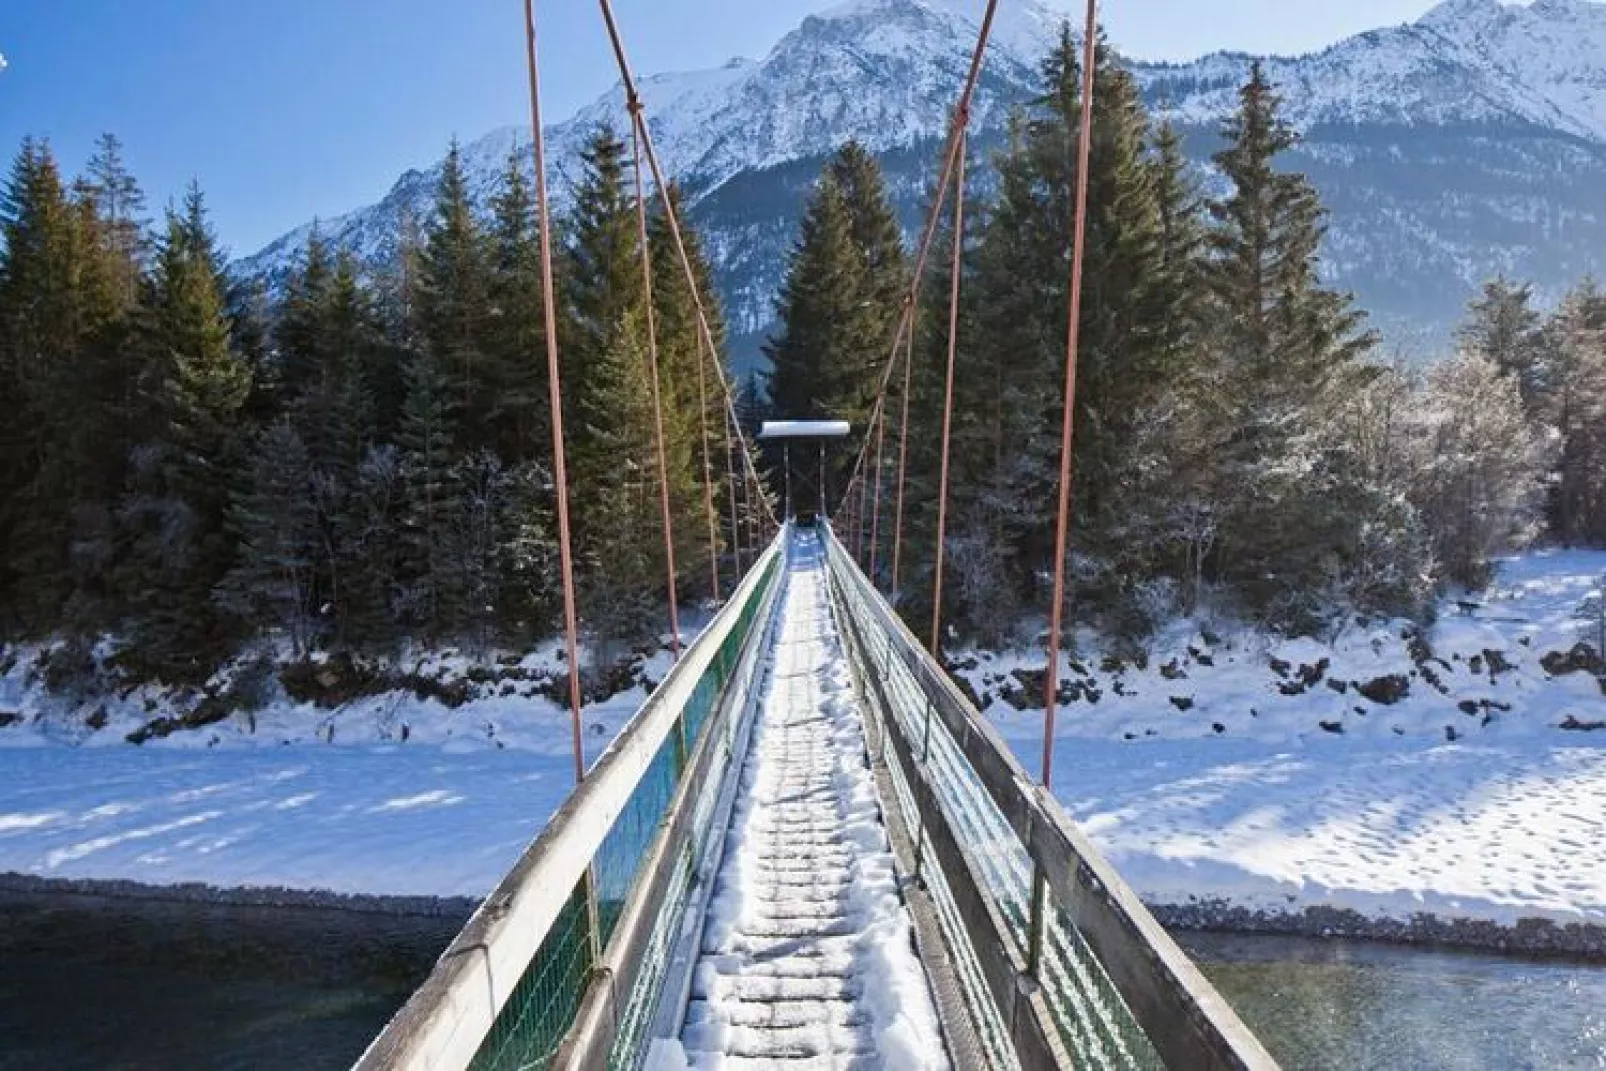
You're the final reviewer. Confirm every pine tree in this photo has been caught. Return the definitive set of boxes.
[765,173,877,424]
[1457,278,1547,412]
[274,229,334,405]
[1540,280,1606,545]
[77,133,147,311]
[118,183,253,677]
[291,253,382,646]
[577,309,672,647]
[564,127,641,414]
[485,146,551,463]
[649,184,730,595]
[415,141,493,452]
[216,420,320,654]
[394,348,461,640]
[0,139,130,633]
[829,140,908,349]
[1198,61,1378,619]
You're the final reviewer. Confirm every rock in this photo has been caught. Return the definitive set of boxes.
[1418,662,1449,695]
[1405,629,1435,665]
[1560,715,1606,732]
[125,695,234,745]
[1541,643,1604,677]
[1268,657,1291,678]
[1325,678,1348,694]
[1159,659,1187,681]
[85,706,108,731]
[1458,700,1480,716]
[1319,720,1344,734]
[1468,654,1484,676]
[1445,725,1460,742]
[1483,649,1515,677]
[0,711,21,729]
[1357,674,1410,705]
[1212,722,1226,734]
[1169,696,1194,711]
[1188,646,1215,667]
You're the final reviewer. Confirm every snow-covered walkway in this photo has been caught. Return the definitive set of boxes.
[679,536,946,1070]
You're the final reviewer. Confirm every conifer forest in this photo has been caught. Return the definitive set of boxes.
[4,36,1606,685]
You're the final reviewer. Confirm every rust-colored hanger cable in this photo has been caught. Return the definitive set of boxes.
[629,107,683,659]
[521,0,586,786]
[1042,0,1100,792]
[929,124,967,657]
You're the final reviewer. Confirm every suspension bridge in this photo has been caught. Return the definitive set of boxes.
[356,0,1280,1067]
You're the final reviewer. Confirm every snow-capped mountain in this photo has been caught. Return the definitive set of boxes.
[237,0,1606,367]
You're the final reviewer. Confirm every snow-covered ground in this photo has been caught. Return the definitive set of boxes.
[1043,735,1606,928]
[0,745,568,899]
[972,548,1606,746]
[0,551,1602,939]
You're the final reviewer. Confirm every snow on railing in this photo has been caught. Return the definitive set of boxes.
[353,535,786,1071]
[821,525,1279,1071]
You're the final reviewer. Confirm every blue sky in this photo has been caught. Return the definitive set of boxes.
[0,0,1452,257]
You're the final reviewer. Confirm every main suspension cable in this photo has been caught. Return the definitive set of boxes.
[831,0,1001,532]
[1042,0,1099,792]
[598,0,779,539]
[522,0,586,785]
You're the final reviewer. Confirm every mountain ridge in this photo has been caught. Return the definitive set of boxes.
[236,0,1606,367]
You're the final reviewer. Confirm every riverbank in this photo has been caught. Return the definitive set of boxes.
[1025,734,1606,954]
[0,871,476,918]
[5,733,1606,956]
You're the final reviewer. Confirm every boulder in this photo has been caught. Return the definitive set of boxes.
[1357,674,1410,705]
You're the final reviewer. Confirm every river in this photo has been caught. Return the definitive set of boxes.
[1181,930,1606,1069]
[3,891,1605,1069]
[0,890,462,1071]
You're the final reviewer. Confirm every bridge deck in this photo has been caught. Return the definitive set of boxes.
[678,533,948,1070]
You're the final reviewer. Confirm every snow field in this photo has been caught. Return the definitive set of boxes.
[0,745,570,898]
[1043,735,1606,928]
[681,542,946,1070]
[970,549,1606,747]
[0,551,1602,941]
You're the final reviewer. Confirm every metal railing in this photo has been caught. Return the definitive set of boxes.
[354,536,784,1071]
[821,526,1279,1071]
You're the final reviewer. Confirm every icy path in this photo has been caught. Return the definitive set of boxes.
[679,537,946,1071]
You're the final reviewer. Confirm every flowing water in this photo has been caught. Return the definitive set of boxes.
[6,890,1606,1070]
[1181,931,1606,1070]
[0,890,462,1071]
